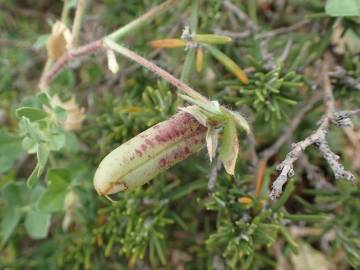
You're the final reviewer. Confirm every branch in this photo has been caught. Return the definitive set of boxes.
[103,39,211,106]
[269,61,359,199]
[260,92,323,161]
[255,20,309,39]
[107,0,177,41]
[223,0,257,32]
[39,40,103,90]
[329,66,360,91]
[71,0,86,48]
[38,0,178,89]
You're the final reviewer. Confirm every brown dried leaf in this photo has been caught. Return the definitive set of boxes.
[46,21,72,60]
[290,242,331,270]
[52,95,85,131]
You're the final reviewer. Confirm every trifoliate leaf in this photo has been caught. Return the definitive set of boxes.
[24,210,51,239]
[325,0,360,17]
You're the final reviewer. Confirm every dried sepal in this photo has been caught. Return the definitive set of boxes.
[106,49,119,74]
[62,190,79,231]
[46,21,72,60]
[50,95,85,131]
[206,126,220,162]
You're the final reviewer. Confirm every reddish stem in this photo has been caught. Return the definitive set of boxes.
[39,39,103,89]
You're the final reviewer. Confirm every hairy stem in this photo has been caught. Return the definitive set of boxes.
[107,0,178,41]
[104,39,212,105]
[71,0,86,48]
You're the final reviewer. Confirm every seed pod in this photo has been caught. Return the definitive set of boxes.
[94,111,207,195]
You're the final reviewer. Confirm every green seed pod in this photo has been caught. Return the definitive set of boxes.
[94,111,207,195]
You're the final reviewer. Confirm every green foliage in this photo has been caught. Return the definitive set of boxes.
[325,0,360,17]
[222,65,302,130]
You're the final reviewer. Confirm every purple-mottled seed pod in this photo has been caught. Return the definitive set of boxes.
[94,111,207,195]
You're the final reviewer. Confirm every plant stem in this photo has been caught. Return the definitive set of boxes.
[39,40,103,90]
[71,0,86,48]
[107,0,178,41]
[61,0,70,23]
[39,0,178,89]
[104,39,211,105]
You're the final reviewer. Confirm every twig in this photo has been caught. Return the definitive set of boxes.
[107,0,177,41]
[104,39,211,106]
[269,61,359,199]
[213,29,252,39]
[71,0,86,48]
[247,131,259,169]
[222,0,257,32]
[261,92,323,161]
[61,0,69,23]
[259,38,276,70]
[253,92,322,197]
[342,127,360,170]
[298,154,331,189]
[255,20,309,39]
[39,40,103,89]
[39,0,178,89]
[329,66,360,91]
[279,38,293,63]
[208,157,222,191]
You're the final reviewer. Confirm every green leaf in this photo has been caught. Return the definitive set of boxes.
[27,164,41,188]
[37,169,71,213]
[36,92,51,107]
[24,210,51,239]
[1,209,22,245]
[325,0,360,16]
[22,137,37,153]
[53,106,67,122]
[0,130,24,174]
[1,182,27,206]
[222,108,250,134]
[19,118,44,143]
[49,132,66,151]
[206,45,249,84]
[219,119,239,175]
[16,107,48,121]
[37,143,49,170]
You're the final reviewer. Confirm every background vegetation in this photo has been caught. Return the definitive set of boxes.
[0,0,360,269]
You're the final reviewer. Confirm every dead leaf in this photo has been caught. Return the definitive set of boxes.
[290,242,331,270]
[332,22,360,55]
[52,95,85,131]
[46,21,72,60]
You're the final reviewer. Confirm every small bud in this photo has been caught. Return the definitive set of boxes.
[196,47,204,73]
[149,38,187,48]
[107,49,119,74]
[94,111,207,195]
[238,196,252,205]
